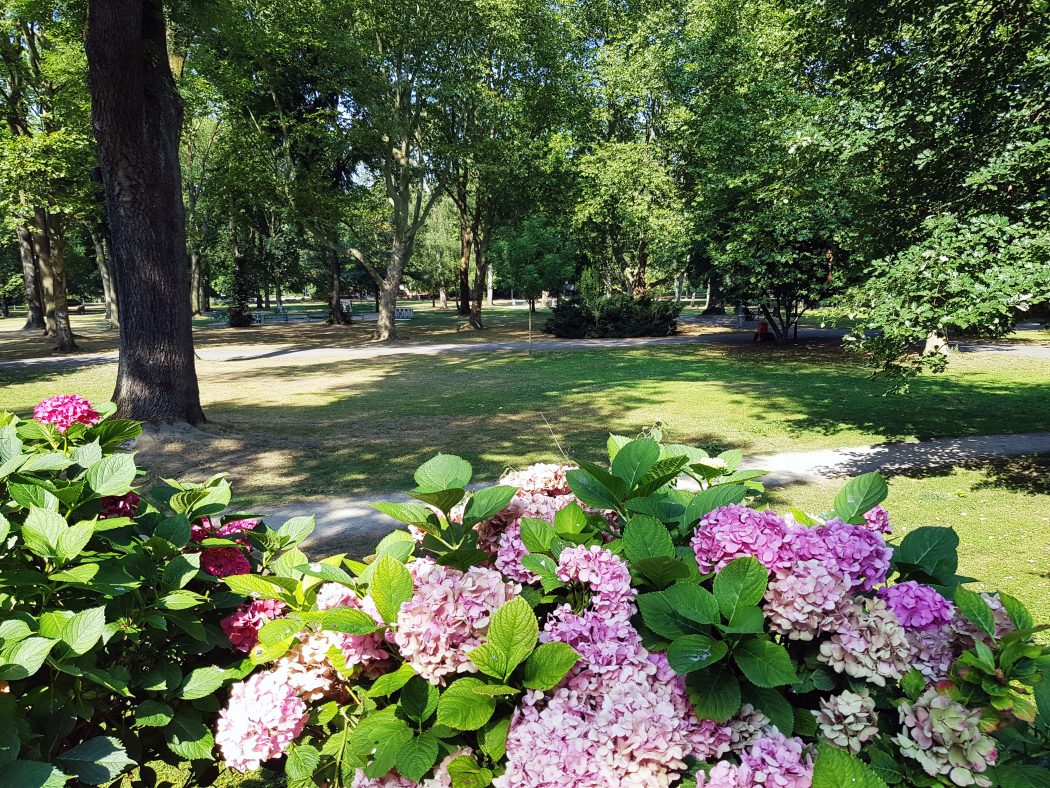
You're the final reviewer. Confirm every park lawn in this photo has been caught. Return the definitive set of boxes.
[2,340,1048,504]
[766,455,1050,631]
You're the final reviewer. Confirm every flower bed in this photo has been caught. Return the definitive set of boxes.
[1,398,1049,787]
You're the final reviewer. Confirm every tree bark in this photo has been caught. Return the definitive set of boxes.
[32,209,77,351]
[329,247,349,324]
[92,232,119,327]
[85,0,204,424]
[189,245,203,315]
[457,209,472,317]
[15,223,45,331]
[702,270,726,315]
[376,239,408,340]
[486,264,494,306]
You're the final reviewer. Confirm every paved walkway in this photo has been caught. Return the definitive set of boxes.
[272,431,1050,556]
[3,326,1047,370]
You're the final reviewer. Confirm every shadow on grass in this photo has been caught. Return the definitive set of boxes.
[99,343,1050,502]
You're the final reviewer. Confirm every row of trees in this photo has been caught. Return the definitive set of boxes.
[1,0,1048,420]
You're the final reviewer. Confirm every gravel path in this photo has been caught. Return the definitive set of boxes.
[262,431,1050,556]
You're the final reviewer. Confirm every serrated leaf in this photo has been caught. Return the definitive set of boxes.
[57,736,134,785]
[396,733,439,782]
[60,606,106,655]
[522,641,579,690]
[713,557,768,621]
[667,634,728,674]
[687,665,741,722]
[437,678,497,730]
[486,597,538,678]
[954,586,995,638]
[368,662,417,697]
[463,485,518,526]
[86,453,136,497]
[135,700,175,727]
[610,438,660,489]
[370,555,414,623]
[833,473,888,525]
[733,638,798,687]
[414,454,472,492]
[812,742,888,788]
[622,515,675,562]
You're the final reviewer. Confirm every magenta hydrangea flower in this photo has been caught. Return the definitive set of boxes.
[191,517,258,545]
[814,519,892,591]
[221,598,286,652]
[862,505,892,535]
[99,491,140,519]
[201,546,251,577]
[33,394,100,433]
[495,521,537,583]
[215,670,308,772]
[877,581,956,632]
[393,559,519,685]
[691,505,789,573]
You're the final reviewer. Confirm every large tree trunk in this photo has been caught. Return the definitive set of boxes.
[329,247,349,324]
[189,245,203,315]
[32,209,77,351]
[15,223,45,331]
[85,0,204,424]
[457,215,472,318]
[376,237,409,340]
[469,230,491,330]
[631,237,648,298]
[702,269,726,315]
[93,232,118,328]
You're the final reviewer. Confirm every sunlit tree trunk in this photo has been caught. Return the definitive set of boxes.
[32,209,76,351]
[92,232,118,327]
[15,224,45,331]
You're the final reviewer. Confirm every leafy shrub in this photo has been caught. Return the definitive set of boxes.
[202,437,1050,787]
[0,397,314,786]
[544,294,682,338]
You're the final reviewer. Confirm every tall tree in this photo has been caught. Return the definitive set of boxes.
[85,0,204,424]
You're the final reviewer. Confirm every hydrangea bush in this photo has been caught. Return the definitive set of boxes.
[4,397,1050,787]
[202,435,1050,787]
[0,398,317,786]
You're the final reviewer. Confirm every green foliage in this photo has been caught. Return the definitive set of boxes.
[544,294,682,339]
[0,406,303,783]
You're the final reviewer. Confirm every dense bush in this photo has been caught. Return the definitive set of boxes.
[0,397,314,786]
[544,294,682,338]
[204,438,1050,787]
[4,396,1049,787]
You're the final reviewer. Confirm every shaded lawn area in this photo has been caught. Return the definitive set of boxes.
[1,340,1048,504]
[767,455,1050,631]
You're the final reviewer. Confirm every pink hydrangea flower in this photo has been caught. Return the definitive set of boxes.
[877,581,955,632]
[495,521,537,583]
[691,505,789,573]
[393,559,519,685]
[764,559,850,640]
[554,545,635,621]
[221,598,286,652]
[862,505,892,535]
[33,394,100,433]
[497,577,729,787]
[99,491,140,519]
[740,732,814,787]
[216,670,308,772]
[201,546,251,577]
[315,583,390,669]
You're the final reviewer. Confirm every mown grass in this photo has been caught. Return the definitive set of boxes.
[2,337,1048,503]
[767,456,1050,628]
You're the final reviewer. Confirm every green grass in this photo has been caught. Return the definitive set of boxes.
[767,456,1050,630]
[1,340,1048,503]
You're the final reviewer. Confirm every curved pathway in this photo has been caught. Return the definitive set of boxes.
[4,326,1047,370]
[250,431,1050,556]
